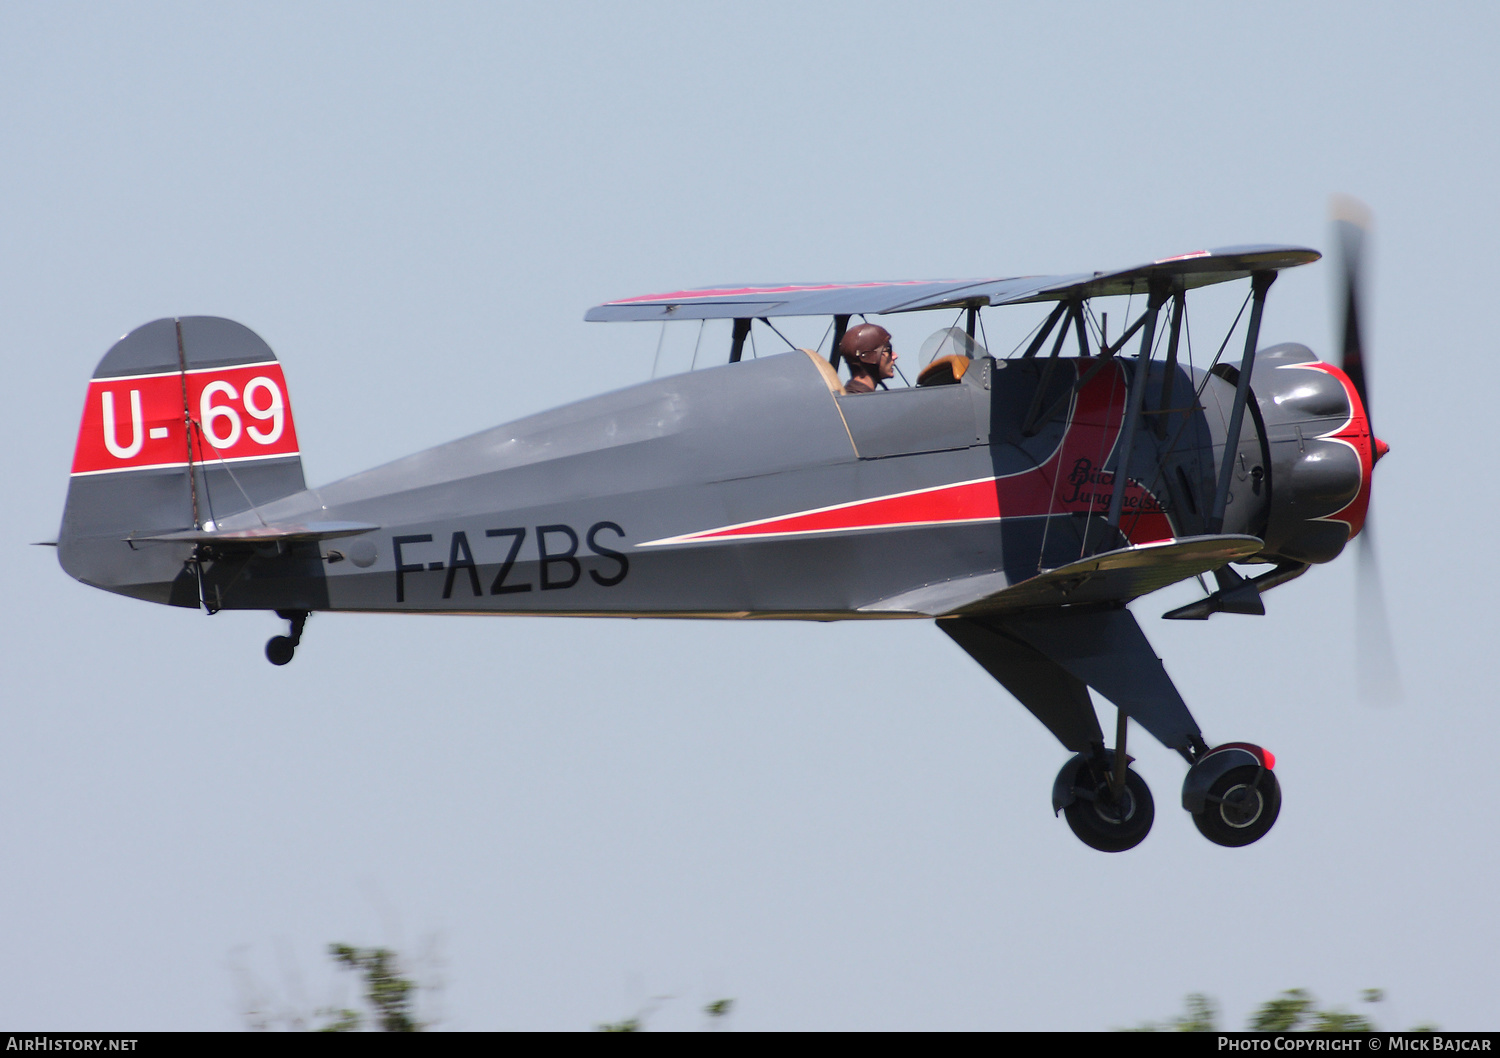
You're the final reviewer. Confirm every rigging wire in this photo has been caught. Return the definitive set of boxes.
[690,319,706,370]
[1192,289,1253,403]
[1006,310,1048,359]
[1033,382,1065,572]
[1032,316,1095,569]
[1117,300,1175,543]
[651,321,667,379]
[1183,299,1195,376]
[190,421,217,528]
[1084,302,1106,349]
[195,426,268,526]
[760,317,798,352]
[1136,286,1254,527]
[1080,357,1128,560]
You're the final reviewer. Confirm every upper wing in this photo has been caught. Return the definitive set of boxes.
[987,245,1320,305]
[583,278,1028,322]
[584,245,1320,322]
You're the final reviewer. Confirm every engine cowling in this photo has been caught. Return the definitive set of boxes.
[1248,343,1381,565]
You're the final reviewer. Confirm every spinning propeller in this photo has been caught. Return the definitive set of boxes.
[1331,195,1401,704]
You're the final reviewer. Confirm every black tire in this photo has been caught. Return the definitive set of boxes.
[1063,766,1155,853]
[265,636,296,666]
[1193,765,1281,847]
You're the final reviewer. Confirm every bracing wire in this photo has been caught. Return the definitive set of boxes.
[1116,305,1174,543]
[1136,286,1253,526]
[1080,358,1128,560]
[1076,302,1107,356]
[760,317,798,352]
[189,423,218,527]
[1006,311,1048,359]
[690,319,706,370]
[197,430,267,526]
[180,402,270,529]
[651,321,667,379]
[1183,301,1195,376]
[1192,289,1253,403]
[1084,302,1105,350]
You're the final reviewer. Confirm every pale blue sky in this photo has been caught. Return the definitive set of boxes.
[2,1,1496,1030]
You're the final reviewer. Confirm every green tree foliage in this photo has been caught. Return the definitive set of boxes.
[1125,988,1427,1032]
[1122,993,1218,1032]
[319,945,421,1032]
[1177,993,1218,1032]
[594,998,735,1032]
[1247,988,1376,1032]
[595,1016,642,1032]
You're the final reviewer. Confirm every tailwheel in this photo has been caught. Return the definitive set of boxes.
[265,609,308,666]
[1053,753,1154,853]
[1182,743,1281,848]
[1192,765,1281,847]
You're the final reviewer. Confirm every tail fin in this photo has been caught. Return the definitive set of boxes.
[59,317,308,605]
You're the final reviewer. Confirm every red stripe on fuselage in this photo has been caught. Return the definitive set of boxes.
[645,362,1174,547]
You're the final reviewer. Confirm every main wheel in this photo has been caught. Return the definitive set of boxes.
[1192,765,1280,847]
[1062,766,1155,853]
[265,635,296,666]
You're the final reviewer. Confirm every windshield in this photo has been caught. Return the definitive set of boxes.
[919,326,988,367]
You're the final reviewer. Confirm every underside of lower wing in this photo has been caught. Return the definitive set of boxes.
[857,534,1265,618]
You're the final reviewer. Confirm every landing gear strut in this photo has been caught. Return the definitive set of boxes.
[940,609,1281,852]
[265,609,308,666]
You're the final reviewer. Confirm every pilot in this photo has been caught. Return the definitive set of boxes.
[839,324,897,393]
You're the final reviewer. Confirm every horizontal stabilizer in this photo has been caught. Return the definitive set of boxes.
[860,535,1264,617]
[130,521,379,544]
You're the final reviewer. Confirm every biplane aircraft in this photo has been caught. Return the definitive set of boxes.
[56,224,1386,853]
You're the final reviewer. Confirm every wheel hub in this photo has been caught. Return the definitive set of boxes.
[1218,783,1264,828]
[1092,784,1136,825]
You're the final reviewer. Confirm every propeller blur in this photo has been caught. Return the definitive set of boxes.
[1332,195,1401,704]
